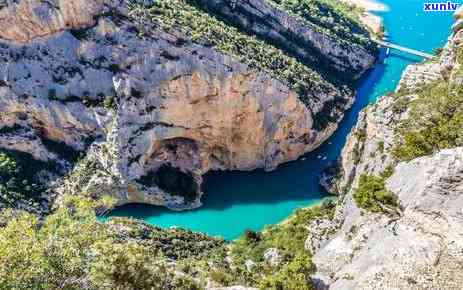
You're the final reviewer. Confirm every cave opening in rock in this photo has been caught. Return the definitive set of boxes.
[138,164,199,203]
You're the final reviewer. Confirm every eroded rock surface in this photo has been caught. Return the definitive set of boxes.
[0,0,106,43]
[312,10,463,289]
[0,0,376,210]
[193,0,377,82]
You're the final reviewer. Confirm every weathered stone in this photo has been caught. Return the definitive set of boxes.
[263,248,283,267]
[313,22,463,289]
[0,0,375,210]
[245,259,257,272]
[193,0,376,82]
[315,148,463,290]
[0,0,106,43]
[305,217,339,254]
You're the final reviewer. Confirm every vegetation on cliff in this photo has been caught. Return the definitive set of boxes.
[229,201,335,288]
[393,80,463,161]
[0,150,52,214]
[0,195,228,289]
[0,191,336,289]
[0,181,340,290]
[0,196,166,290]
[269,0,372,48]
[128,0,342,105]
[353,174,399,214]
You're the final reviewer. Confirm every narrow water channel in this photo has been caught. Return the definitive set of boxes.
[108,0,453,240]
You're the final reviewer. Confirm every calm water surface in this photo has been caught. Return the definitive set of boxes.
[108,0,453,240]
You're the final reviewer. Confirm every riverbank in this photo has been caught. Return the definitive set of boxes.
[343,0,387,34]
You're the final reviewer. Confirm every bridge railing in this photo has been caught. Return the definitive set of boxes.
[371,39,436,59]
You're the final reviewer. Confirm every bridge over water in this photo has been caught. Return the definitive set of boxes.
[372,39,436,60]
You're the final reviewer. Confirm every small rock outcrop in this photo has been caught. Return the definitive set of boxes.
[263,248,283,267]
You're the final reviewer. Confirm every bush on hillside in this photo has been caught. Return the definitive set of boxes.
[353,174,399,214]
[230,201,335,287]
[0,196,203,289]
[0,150,50,213]
[259,252,316,290]
[393,81,463,161]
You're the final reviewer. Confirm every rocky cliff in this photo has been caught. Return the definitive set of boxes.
[0,0,376,211]
[312,9,463,289]
[192,0,376,82]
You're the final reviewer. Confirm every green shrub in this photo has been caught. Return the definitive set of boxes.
[391,96,410,114]
[209,270,233,286]
[352,125,367,165]
[380,165,395,179]
[353,174,399,214]
[230,201,335,287]
[457,46,463,64]
[377,140,384,153]
[0,196,202,289]
[108,217,226,261]
[232,201,335,261]
[259,252,316,290]
[0,150,49,212]
[393,81,463,161]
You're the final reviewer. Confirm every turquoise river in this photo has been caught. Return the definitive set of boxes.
[108,0,454,240]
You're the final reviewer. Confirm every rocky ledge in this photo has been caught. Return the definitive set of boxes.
[0,0,376,211]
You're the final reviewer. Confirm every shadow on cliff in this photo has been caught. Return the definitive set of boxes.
[198,49,390,211]
[108,49,389,231]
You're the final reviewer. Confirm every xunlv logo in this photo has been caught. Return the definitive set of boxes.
[424,1,461,11]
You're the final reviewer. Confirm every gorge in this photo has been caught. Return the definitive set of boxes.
[0,0,461,289]
[109,0,454,240]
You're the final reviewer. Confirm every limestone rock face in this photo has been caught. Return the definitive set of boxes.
[0,0,375,210]
[322,53,450,196]
[314,148,463,290]
[193,0,377,82]
[0,0,106,43]
[312,16,463,289]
